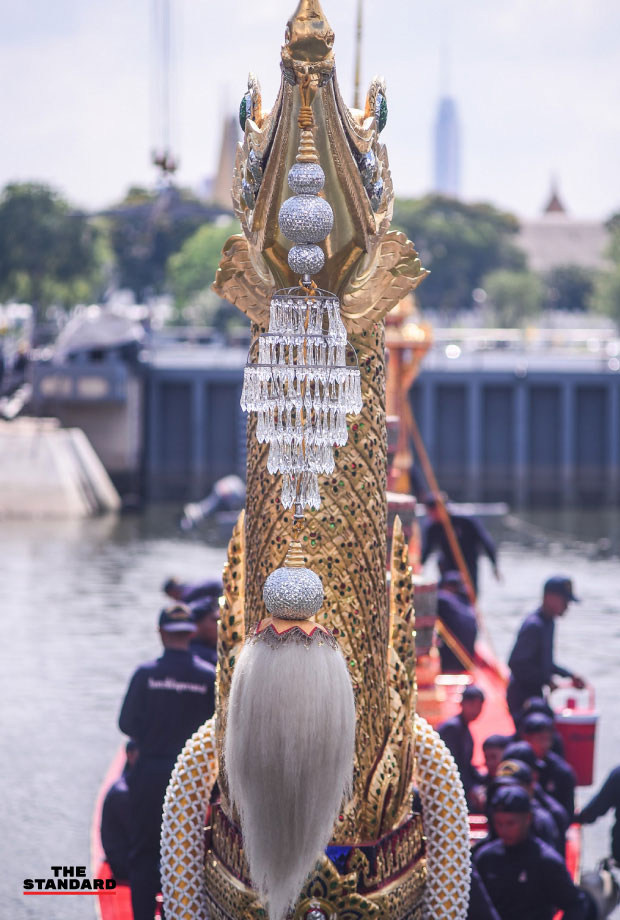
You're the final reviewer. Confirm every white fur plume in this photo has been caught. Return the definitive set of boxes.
[224,636,356,920]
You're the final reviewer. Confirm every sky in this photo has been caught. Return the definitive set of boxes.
[1,0,619,220]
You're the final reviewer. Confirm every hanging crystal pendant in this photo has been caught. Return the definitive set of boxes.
[239,84,363,511]
[240,286,362,510]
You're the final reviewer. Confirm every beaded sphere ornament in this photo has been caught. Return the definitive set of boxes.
[263,540,324,620]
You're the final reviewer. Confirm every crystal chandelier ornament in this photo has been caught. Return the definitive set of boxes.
[240,83,362,511]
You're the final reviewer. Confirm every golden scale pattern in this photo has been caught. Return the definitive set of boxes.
[242,322,392,841]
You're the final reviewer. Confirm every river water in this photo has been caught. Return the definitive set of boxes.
[1,508,619,919]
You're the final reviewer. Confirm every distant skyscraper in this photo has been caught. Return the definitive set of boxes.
[433,96,460,197]
[211,114,241,211]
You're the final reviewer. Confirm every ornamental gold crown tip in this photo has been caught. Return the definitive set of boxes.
[283,540,306,568]
[284,0,334,63]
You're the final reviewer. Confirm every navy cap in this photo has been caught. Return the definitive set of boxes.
[462,684,485,702]
[543,575,579,602]
[502,741,545,773]
[490,784,531,814]
[521,712,554,735]
[482,733,510,751]
[521,697,554,720]
[159,603,196,633]
[497,759,533,786]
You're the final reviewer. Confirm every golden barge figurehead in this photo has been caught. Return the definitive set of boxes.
[160,3,472,919]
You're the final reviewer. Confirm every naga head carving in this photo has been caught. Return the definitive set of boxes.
[214,0,427,333]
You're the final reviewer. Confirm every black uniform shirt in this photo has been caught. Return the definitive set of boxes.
[473,834,588,920]
[508,608,573,701]
[189,638,217,667]
[100,774,131,879]
[119,649,215,760]
[578,765,620,862]
[468,864,501,920]
[539,751,576,821]
[437,590,478,671]
[421,514,497,590]
[438,713,483,794]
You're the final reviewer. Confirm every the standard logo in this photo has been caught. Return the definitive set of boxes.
[23,866,116,895]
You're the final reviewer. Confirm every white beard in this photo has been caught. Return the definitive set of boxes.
[224,636,356,920]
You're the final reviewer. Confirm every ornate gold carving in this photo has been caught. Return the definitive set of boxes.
[239,322,389,841]
[216,511,247,808]
[293,857,380,919]
[213,3,427,331]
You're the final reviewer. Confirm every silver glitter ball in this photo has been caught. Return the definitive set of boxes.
[278,194,334,245]
[287,243,325,276]
[288,162,325,195]
[263,566,324,620]
[305,910,328,920]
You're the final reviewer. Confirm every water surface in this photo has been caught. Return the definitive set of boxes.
[1,508,618,918]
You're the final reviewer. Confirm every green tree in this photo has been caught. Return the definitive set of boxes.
[543,265,595,312]
[107,185,222,301]
[589,227,620,325]
[167,220,239,308]
[0,182,108,319]
[481,268,544,327]
[393,195,525,315]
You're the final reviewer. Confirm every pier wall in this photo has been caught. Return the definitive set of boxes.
[411,370,620,507]
[32,348,620,508]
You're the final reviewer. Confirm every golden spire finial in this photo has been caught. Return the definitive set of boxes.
[284,0,334,64]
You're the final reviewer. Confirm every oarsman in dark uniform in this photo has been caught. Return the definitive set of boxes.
[435,571,478,671]
[438,685,485,803]
[189,596,221,666]
[521,712,576,821]
[163,576,222,606]
[577,765,620,862]
[502,741,569,841]
[101,740,139,881]
[515,696,565,757]
[483,735,510,783]
[473,784,591,920]
[506,575,585,722]
[421,495,500,596]
[119,603,216,920]
[495,760,562,853]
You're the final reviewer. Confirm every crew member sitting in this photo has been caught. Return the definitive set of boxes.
[495,760,562,853]
[483,735,510,783]
[521,712,576,821]
[515,696,565,757]
[473,784,590,920]
[119,603,216,920]
[438,685,485,803]
[101,740,139,881]
[577,765,620,863]
[501,741,569,841]
[436,571,478,671]
[506,575,585,721]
